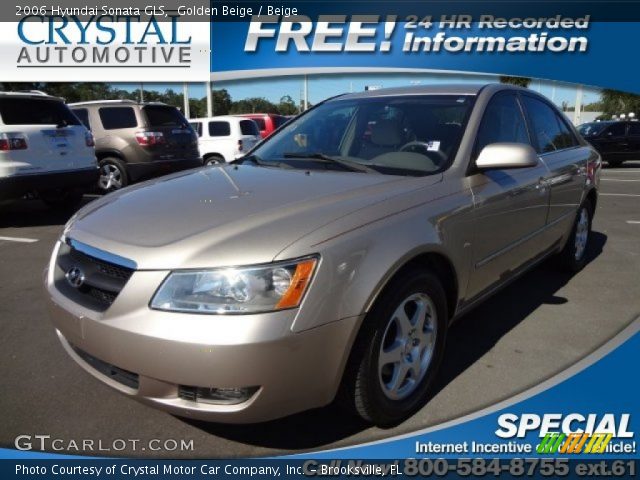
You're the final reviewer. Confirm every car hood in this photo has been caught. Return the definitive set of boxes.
[67,165,440,269]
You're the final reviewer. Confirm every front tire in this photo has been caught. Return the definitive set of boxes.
[558,199,593,272]
[340,268,448,427]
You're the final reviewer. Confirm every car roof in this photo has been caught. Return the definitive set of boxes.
[0,90,63,101]
[191,115,249,122]
[69,100,171,107]
[335,83,491,101]
[239,113,282,117]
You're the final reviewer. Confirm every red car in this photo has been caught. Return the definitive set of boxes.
[238,113,288,138]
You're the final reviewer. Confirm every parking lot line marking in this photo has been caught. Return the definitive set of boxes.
[601,179,640,182]
[0,236,39,243]
[627,221,640,224]
[600,193,640,197]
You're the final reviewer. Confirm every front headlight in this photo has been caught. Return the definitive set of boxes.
[150,256,318,314]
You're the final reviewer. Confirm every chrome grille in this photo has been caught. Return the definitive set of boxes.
[55,240,135,311]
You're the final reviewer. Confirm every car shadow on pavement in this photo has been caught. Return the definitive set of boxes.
[183,232,607,451]
[0,197,95,229]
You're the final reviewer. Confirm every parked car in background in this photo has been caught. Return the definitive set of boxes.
[47,84,600,426]
[70,100,201,193]
[238,113,288,138]
[190,116,260,164]
[0,91,97,208]
[578,120,640,167]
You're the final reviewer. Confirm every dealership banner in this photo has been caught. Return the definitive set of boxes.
[0,0,639,478]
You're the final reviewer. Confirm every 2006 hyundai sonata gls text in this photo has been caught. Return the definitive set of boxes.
[46,84,600,426]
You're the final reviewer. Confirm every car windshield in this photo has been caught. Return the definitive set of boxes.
[578,122,607,137]
[249,95,474,176]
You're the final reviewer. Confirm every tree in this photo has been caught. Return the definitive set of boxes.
[600,89,640,118]
[211,89,232,115]
[278,95,298,115]
[499,76,532,88]
[230,97,279,114]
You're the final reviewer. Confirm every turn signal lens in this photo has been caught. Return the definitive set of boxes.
[276,259,317,309]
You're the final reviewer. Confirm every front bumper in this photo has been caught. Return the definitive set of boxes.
[45,256,360,423]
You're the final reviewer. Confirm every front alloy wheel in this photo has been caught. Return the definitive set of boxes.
[378,293,438,401]
[340,268,447,427]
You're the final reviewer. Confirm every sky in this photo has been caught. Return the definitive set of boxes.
[116,71,601,110]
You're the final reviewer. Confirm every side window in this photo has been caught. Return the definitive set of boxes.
[629,123,640,136]
[73,108,91,130]
[208,121,231,137]
[604,123,627,137]
[554,114,579,149]
[252,118,266,131]
[190,122,202,137]
[98,107,138,130]
[522,96,571,153]
[240,120,259,136]
[475,92,530,155]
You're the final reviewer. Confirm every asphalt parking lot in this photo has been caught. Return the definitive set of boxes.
[1,163,639,458]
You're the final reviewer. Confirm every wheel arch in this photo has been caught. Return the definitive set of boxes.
[96,149,126,162]
[365,250,460,323]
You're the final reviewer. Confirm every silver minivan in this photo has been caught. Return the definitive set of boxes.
[46,84,600,426]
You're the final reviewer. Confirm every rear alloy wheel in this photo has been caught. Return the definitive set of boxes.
[558,199,593,272]
[98,158,128,193]
[340,268,447,427]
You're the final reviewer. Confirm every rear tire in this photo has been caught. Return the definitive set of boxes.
[558,199,593,273]
[98,157,128,193]
[204,155,225,166]
[40,188,83,210]
[339,268,448,427]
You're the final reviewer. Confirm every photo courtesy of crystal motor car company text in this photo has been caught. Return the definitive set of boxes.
[0,2,638,472]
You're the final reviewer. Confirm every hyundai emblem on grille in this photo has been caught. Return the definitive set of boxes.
[65,267,85,288]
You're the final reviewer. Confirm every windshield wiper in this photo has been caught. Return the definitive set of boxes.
[233,154,293,169]
[282,152,376,173]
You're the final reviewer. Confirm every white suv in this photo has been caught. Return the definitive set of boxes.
[0,91,97,208]
[190,116,261,164]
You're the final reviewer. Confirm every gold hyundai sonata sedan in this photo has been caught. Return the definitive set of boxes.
[45,84,600,426]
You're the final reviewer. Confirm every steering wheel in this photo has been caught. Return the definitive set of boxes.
[399,141,448,164]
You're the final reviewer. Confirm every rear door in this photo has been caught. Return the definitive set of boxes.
[597,122,629,159]
[142,105,199,161]
[520,94,589,226]
[238,119,260,152]
[201,120,233,160]
[0,96,94,175]
[627,122,640,159]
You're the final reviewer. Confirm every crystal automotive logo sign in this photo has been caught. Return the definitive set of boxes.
[9,14,210,82]
[496,413,636,455]
[17,16,191,66]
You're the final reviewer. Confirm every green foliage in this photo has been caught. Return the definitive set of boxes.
[499,76,532,88]
[0,83,299,117]
[600,89,640,118]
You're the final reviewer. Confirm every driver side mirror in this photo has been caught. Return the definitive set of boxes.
[476,143,539,170]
